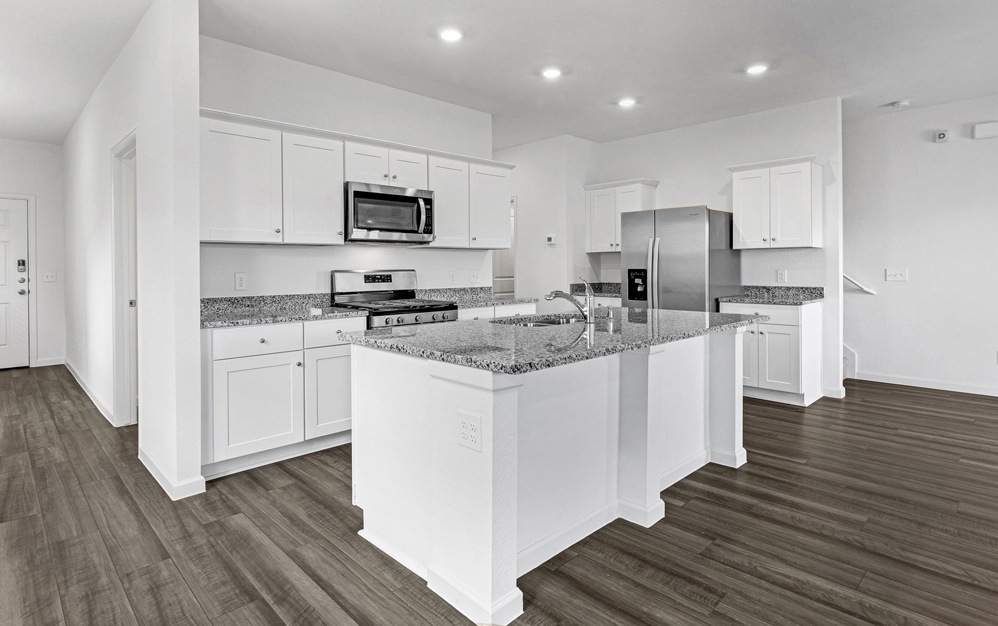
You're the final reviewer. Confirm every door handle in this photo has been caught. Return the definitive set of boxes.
[644,237,655,309]
[651,237,661,309]
[17,289,26,295]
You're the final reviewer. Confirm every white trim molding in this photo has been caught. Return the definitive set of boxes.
[139,450,206,501]
[64,359,115,425]
[855,371,997,398]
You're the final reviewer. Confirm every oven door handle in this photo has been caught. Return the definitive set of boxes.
[417,198,427,234]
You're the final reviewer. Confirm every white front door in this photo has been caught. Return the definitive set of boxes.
[0,198,29,369]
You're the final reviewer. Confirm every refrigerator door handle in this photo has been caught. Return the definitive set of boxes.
[645,237,656,309]
[651,237,661,309]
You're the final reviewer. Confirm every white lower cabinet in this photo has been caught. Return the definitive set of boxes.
[304,344,352,439]
[721,301,822,406]
[203,317,365,467]
[212,350,305,461]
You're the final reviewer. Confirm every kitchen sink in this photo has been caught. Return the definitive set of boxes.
[495,315,587,328]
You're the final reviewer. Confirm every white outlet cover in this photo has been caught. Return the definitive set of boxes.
[42,272,57,282]
[458,410,482,452]
[776,269,788,283]
[885,268,908,282]
[234,272,248,290]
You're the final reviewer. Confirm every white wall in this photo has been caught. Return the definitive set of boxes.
[494,135,599,313]
[200,244,491,296]
[0,138,66,365]
[62,0,203,497]
[199,37,497,297]
[844,95,998,396]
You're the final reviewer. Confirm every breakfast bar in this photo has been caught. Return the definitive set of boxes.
[342,307,765,625]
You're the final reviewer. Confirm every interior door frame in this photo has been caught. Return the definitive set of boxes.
[111,131,138,426]
[0,192,37,367]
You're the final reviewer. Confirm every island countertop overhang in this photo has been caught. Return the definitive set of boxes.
[340,308,769,375]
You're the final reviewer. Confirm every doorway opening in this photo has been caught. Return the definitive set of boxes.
[112,133,138,426]
[492,195,517,299]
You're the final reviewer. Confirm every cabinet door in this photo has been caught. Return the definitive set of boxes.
[769,163,813,248]
[282,133,345,245]
[427,156,470,248]
[389,149,428,189]
[614,184,644,249]
[743,324,760,387]
[758,324,801,393]
[304,345,352,439]
[200,119,283,243]
[587,188,617,252]
[469,164,512,249]
[732,168,771,249]
[212,351,304,461]
[344,142,390,185]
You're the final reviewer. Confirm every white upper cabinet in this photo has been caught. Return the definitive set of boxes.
[200,118,283,243]
[389,149,429,189]
[344,142,390,185]
[731,160,822,249]
[345,143,428,189]
[469,163,511,249]
[428,156,470,248]
[282,133,345,245]
[584,179,659,252]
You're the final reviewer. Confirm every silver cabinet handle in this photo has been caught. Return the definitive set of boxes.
[259,338,266,343]
[17,289,26,295]
[275,228,281,233]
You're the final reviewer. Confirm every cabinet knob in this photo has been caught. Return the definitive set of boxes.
[383,173,389,178]
[275,228,281,233]
[772,238,777,241]
[762,238,767,241]
[296,362,302,367]
[259,338,266,343]
[337,231,343,236]
[749,330,755,334]
[472,236,477,241]
[392,174,398,180]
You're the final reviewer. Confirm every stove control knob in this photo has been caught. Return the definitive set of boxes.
[432,314,439,321]
[442,312,452,320]
[414,315,422,322]
[396,316,404,324]
[384,318,392,325]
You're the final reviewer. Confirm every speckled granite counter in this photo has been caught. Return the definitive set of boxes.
[569,282,621,297]
[718,285,824,306]
[417,287,537,309]
[201,306,366,329]
[341,308,767,374]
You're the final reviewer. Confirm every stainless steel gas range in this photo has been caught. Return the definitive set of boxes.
[331,269,457,328]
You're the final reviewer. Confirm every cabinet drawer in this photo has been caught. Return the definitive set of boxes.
[720,303,800,326]
[494,303,535,318]
[212,322,304,360]
[304,317,367,348]
[458,306,495,321]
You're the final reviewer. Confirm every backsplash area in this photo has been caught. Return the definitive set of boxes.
[201,287,502,317]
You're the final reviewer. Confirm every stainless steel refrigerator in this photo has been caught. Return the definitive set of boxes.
[621,206,741,312]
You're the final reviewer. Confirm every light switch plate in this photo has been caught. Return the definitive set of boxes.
[42,272,57,282]
[885,269,908,282]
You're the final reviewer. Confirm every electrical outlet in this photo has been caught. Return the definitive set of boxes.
[471,272,480,284]
[885,269,908,282]
[449,272,457,285]
[776,269,788,283]
[234,272,248,291]
[458,411,482,452]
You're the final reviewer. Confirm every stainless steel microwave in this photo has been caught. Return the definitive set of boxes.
[345,182,434,244]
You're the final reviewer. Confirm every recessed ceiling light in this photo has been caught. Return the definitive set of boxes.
[439,28,463,43]
[542,67,562,80]
[746,63,769,75]
[618,97,636,108]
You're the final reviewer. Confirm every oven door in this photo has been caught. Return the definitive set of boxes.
[346,182,434,244]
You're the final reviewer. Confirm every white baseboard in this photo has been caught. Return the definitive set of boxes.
[659,449,709,491]
[64,359,115,425]
[823,385,847,399]
[202,431,352,480]
[743,386,824,407]
[139,450,206,501]
[855,371,998,398]
[32,357,65,368]
[516,504,616,575]
[617,499,665,528]
[428,564,524,626]
[710,447,747,468]
[359,527,428,579]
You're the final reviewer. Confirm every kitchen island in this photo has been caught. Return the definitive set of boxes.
[341,307,765,625]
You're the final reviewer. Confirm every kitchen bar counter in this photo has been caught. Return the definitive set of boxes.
[341,308,765,374]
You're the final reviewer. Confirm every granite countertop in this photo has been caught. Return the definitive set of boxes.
[201,306,367,329]
[569,282,621,297]
[340,308,767,375]
[457,297,538,309]
[718,285,825,306]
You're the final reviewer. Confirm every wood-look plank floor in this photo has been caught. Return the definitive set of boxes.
[1,366,996,625]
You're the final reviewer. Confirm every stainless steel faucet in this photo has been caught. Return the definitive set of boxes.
[544,277,596,324]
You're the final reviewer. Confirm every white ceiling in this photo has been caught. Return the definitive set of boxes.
[200,0,998,150]
[1,0,154,144]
